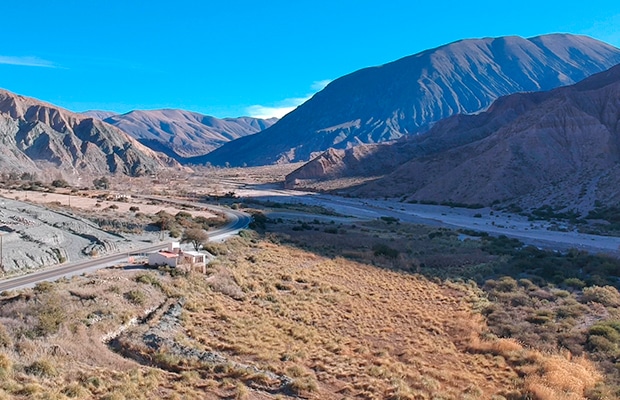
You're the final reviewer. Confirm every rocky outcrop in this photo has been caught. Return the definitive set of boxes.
[109,299,294,394]
[0,198,135,272]
[201,34,620,166]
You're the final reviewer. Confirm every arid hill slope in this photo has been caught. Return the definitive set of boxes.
[95,110,276,160]
[201,34,620,166]
[290,64,620,209]
[0,90,179,178]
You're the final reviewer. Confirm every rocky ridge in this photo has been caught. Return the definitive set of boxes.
[94,109,277,160]
[200,34,620,166]
[0,89,180,178]
[290,64,620,210]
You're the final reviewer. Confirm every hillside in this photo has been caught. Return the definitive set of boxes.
[96,110,276,160]
[81,110,117,120]
[0,90,179,178]
[0,225,606,398]
[199,34,620,166]
[292,63,620,209]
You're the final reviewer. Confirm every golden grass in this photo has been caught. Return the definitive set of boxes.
[179,238,524,398]
[525,354,603,400]
[0,229,606,399]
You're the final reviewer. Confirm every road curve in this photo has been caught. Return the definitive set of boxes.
[0,202,251,292]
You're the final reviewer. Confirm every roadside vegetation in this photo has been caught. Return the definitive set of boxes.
[491,201,620,237]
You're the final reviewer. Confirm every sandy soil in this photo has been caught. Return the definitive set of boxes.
[0,189,217,219]
[219,183,620,256]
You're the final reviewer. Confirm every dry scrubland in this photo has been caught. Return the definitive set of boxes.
[0,217,608,399]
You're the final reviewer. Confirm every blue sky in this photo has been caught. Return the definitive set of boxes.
[1,1,619,119]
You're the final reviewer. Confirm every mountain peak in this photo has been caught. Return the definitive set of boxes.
[200,33,620,167]
[289,61,620,209]
[0,89,178,177]
[98,109,277,160]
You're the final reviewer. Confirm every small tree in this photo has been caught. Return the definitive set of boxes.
[155,210,174,230]
[181,228,209,251]
[93,176,110,190]
[51,179,70,188]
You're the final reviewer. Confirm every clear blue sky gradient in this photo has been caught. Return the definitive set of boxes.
[1,0,619,118]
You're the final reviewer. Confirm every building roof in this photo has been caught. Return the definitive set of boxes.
[182,250,205,257]
[156,251,179,259]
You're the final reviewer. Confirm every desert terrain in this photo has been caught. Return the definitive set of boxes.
[0,166,619,399]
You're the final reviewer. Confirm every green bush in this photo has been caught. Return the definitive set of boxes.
[135,273,161,288]
[582,286,620,307]
[124,290,146,305]
[589,323,620,342]
[36,296,65,336]
[26,359,57,377]
[372,243,400,259]
[563,277,587,289]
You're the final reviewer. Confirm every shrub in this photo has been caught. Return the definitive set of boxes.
[92,176,110,190]
[51,179,70,188]
[135,273,161,288]
[249,211,268,230]
[589,322,620,342]
[582,286,620,307]
[372,243,400,259]
[129,206,140,212]
[36,296,66,336]
[175,211,193,220]
[124,290,146,305]
[34,281,55,293]
[26,359,57,377]
[0,324,11,348]
[564,278,587,289]
[492,277,519,292]
[289,376,318,394]
[0,353,12,379]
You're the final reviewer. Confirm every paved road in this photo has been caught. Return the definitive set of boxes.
[0,203,251,292]
[0,242,171,292]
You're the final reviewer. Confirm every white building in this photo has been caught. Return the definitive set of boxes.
[148,242,213,272]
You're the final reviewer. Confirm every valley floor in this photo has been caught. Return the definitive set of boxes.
[212,182,620,256]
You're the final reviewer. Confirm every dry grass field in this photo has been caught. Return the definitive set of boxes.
[0,218,606,399]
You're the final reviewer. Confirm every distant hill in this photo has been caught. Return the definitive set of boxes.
[0,90,179,179]
[89,109,277,160]
[200,34,620,166]
[81,110,117,120]
[289,64,620,210]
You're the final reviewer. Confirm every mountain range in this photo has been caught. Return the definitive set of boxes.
[288,63,620,209]
[199,34,620,167]
[0,90,179,179]
[84,110,277,160]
